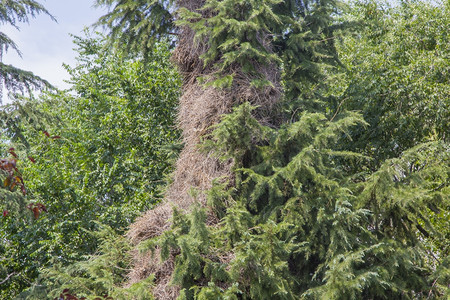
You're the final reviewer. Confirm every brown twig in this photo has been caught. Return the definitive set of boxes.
[330,97,348,122]
[426,278,439,300]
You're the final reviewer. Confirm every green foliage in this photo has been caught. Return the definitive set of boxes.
[178,0,283,72]
[94,0,176,56]
[154,103,448,298]
[0,34,180,298]
[178,0,343,89]
[86,0,448,299]
[0,65,52,103]
[273,0,345,106]
[336,0,450,165]
[0,0,55,102]
[359,142,448,241]
[97,0,344,90]
[1,0,448,299]
[22,224,155,300]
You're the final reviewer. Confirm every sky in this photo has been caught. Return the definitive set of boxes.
[2,0,107,100]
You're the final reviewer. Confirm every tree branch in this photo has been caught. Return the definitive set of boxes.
[0,272,16,285]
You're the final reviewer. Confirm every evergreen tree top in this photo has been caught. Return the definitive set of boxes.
[0,0,55,103]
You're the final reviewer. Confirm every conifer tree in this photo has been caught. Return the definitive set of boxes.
[0,0,55,103]
[41,0,448,299]
[94,0,175,55]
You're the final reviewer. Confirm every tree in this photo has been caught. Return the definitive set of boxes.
[90,0,446,298]
[94,0,176,55]
[335,0,450,286]
[0,34,180,298]
[336,0,449,167]
[8,0,449,299]
[0,0,55,103]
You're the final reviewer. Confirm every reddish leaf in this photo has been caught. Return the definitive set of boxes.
[36,203,48,213]
[2,210,8,217]
[21,185,27,195]
[9,150,18,158]
[32,207,40,219]
[62,289,70,294]
[1,159,16,172]
[52,136,61,139]
[28,156,36,163]
[43,130,50,137]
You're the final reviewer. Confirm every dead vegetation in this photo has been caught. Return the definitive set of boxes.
[126,0,282,298]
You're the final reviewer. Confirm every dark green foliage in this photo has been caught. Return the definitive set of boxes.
[0,64,52,102]
[94,0,176,56]
[0,0,55,102]
[97,0,344,91]
[359,142,448,242]
[177,0,283,81]
[153,103,448,298]
[178,0,343,91]
[272,0,344,105]
[0,0,53,27]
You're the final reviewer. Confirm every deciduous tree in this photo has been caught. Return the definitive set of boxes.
[0,34,180,298]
